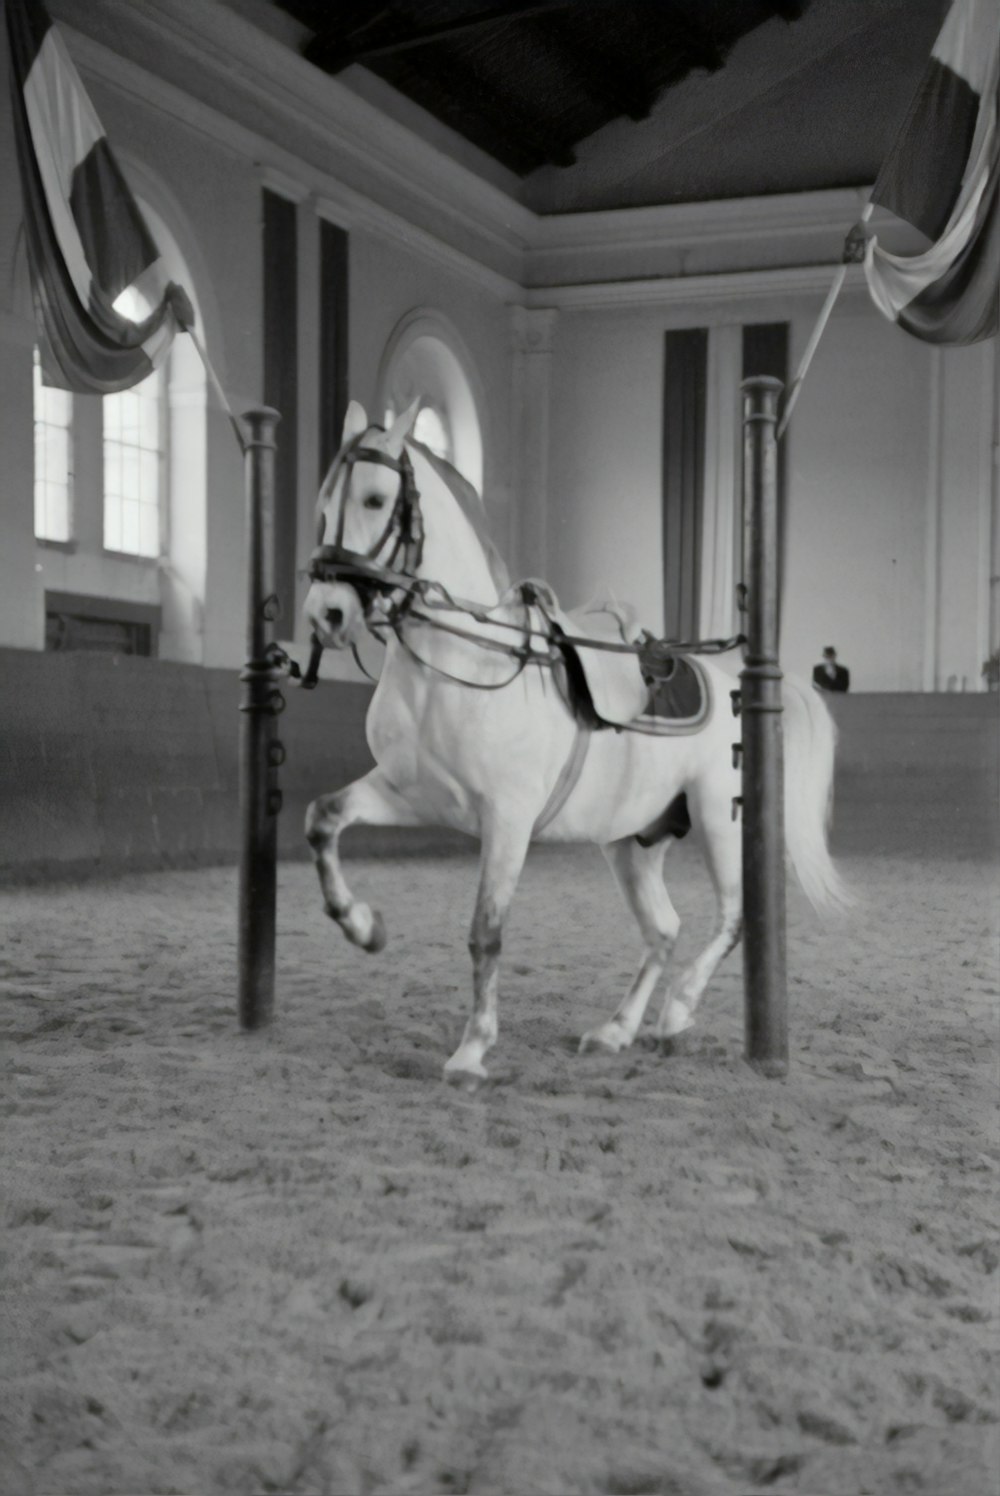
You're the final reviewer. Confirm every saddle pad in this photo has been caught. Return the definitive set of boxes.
[641,654,710,730]
[554,603,649,727]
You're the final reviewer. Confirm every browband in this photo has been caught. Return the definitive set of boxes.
[343,446,406,475]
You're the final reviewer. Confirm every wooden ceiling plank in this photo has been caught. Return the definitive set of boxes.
[304,0,576,73]
[382,40,580,170]
[659,2,724,75]
[533,11,657,122]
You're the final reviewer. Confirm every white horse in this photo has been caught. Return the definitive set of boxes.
[303,400,848,1086]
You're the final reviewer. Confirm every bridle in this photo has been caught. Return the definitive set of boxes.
[307,433,424,613]
[285,430,745,702]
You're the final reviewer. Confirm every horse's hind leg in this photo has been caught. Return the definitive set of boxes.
[305,768,420,952]
[579,837,680,1055]
[444,811,532,1087]
[655,791,742,1042]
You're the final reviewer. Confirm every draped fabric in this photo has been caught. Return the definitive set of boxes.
[863,0,999,346]
[4,0,192,391]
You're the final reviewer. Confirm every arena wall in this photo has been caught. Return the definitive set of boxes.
[2,648,994,880]
[0,648,466,883]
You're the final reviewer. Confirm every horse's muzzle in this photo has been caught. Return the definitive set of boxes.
[304,580,363,649]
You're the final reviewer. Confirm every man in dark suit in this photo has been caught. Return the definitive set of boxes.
[813,646,850,692]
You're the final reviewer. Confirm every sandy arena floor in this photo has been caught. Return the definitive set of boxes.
[1,840,998,1496]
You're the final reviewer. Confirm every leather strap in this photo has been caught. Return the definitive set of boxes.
[532,724,591,837]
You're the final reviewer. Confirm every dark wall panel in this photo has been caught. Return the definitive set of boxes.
[319,220,350,484]
[662,328,708,640]
[262,189,299,626]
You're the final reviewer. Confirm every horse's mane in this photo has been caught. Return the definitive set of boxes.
[406,438,511,595]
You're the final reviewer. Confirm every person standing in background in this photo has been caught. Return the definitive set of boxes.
[813,646,850,692]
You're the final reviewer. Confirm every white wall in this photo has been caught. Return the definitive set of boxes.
[541,287,996,691]
[782,308,932,691]
[544,310,665,625]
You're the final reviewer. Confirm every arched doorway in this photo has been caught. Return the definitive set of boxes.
[376,311,485,497]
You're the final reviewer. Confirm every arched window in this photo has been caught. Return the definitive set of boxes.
[377,312,484,495]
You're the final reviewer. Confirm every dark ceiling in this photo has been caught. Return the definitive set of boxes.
[266,0,951,210]
[273,1,810,176]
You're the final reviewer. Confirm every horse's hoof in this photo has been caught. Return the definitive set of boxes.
[443,1066,487,1093]
[578,1031,621,1056]
[579,1022,629,1055]
[656,997,695,1043]
[362,910,387,953]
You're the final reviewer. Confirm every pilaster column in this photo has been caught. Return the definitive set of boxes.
[509,306,557,581]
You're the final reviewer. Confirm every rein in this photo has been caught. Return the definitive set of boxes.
[282,436,746,695]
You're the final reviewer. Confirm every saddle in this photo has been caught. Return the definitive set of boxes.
[548,599,710,731]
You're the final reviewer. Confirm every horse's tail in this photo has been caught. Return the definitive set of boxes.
[782,674,854,914]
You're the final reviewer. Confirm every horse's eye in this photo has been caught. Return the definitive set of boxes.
[363,493,385,511]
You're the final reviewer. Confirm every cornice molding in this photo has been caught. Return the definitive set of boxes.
[260,166,311,205]
[524,263,873,313]
[312,192,520,302]
[530,188,874,254]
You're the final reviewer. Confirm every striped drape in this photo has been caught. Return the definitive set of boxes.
[5,0,192,391]
[864,0,999,346]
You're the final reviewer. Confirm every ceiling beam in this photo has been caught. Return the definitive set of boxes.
[379,41,580,170]
[532,11,657,122]
[659,3,724,74]
[304,1,576,74]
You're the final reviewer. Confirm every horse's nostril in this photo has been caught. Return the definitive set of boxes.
[326,607,344,631]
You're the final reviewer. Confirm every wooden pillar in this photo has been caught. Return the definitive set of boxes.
[238,407,283,1030]
[740,376,787,1077]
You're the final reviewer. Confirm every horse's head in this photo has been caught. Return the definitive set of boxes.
[304,398,421,649]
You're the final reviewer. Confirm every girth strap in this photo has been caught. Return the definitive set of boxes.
[532,725,591,838]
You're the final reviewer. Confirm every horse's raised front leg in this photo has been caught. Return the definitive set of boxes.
[655,790,742,1043]
[579,836,680,1054]
[444,811,533,1089]
[305,768,420,952]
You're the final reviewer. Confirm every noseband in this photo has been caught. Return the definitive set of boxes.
[308,436,424,609]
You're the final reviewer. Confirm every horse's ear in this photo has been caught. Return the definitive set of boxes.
[385,397,421,455]
[342,400,368,446]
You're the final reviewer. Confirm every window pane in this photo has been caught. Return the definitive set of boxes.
[104,394,121,442]
[119,393,140,444]
[139,392,160,449]
[121,445,140,501]
[104,494,122,552]
[105,445,122,501]
[33,348,73,542]
[103,362,165,558]
[139,502,159,558]
[121,500,140,555]
[140,450,158,507]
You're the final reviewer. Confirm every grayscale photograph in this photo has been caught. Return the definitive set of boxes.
[1,0,998,1493]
